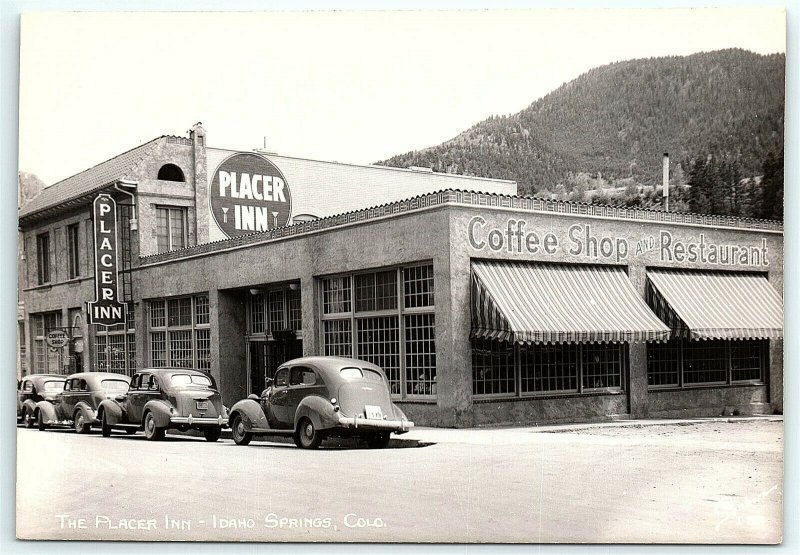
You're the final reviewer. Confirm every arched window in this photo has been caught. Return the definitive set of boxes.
[157,164,185,182]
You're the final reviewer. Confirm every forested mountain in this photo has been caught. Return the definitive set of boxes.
[18,171,46,208]
[378,49,784,219]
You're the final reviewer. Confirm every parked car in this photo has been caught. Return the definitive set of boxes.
[17,374,67,428]
[228,356,414,449]
[35,372,132,433]
[96,369,227,441]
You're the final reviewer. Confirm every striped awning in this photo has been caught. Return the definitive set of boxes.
[646,269,783,340]
[471,261,671,345]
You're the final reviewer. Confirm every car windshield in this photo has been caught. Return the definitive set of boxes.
[101,380,130,394]
[42,381,65,392]
[170,374,213,388]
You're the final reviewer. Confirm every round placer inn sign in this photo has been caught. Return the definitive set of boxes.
[209,152,293,238]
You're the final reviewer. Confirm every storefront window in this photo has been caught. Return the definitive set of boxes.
[147,294,210,371]
[520,344,580,394]
[473,341,626,397]
[94,303,136,375]
[32,312,62,373]
[646,339,767,387]
[472,338,515,395]
[321,263,436,398]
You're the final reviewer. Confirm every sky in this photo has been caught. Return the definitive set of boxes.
[18,7,786,186]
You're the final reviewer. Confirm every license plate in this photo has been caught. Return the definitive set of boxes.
[196,401,209,410]
[364,405,383,420]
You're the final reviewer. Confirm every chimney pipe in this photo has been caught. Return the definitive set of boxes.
[662,153,670,211]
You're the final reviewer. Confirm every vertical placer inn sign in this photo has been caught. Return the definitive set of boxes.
[86,194,126,326]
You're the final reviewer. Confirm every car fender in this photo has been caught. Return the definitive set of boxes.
[143,399,173,428]
[73,401,98,424]
[392,403,409,422]
[229,398,268,431]
[21,399,38,419]
[294,396,338,432]
[34,400,57,424]
[97,399,124,425]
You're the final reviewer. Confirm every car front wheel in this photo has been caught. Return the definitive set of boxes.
[100,412,112,437]
[143,412,165,441]
[36,411,47,431]
[74,412,91,434]
[294,417,323,449]
[231,414,252,446]
[204,427,222,442]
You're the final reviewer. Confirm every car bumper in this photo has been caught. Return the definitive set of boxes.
[337,416,414,433]
[170,415,228,427]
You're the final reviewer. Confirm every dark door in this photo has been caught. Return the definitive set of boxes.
[250,339,303,395]
[264,367,291,429]
[285,366,324,426]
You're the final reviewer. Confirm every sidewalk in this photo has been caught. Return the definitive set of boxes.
[168,414,783,447]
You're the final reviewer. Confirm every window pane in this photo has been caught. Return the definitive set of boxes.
[127,333,136,374]
[323,319,352,357]
[168,298,192,327]
[194,294,209,326]
[354,273,376,312]
[169,330,194,368]
[109,334,127,372]
[357,316,400,395]
[582,344,624,389]
[250,293,265,334]
[683,340,728,384]
[156,208,170,252]
[268,290,285,332]
[170,208,186,250]
[37,234,50,284]
[150,331,167,367]
[647,340,680,387]
[67,224,80,279]
[286,287,302,330]
[404,313,436,395]
[731,340,765,382]
[403,264,434,309]
[95,335,108,370]
[150,300,166,328]
[323,277,351,314]
[472,338,515,395]
[355,271,397,312]
[196,328,211,370]
[520,344,579,393]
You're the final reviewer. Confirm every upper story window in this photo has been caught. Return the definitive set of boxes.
[67,223,80,279]
[36,233,50,285]
[157,164,185,182]
[156,207,187,252]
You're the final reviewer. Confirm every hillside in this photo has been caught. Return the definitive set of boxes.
[378,49,785,201]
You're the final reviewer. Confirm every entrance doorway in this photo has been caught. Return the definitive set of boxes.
[249,339,303,395]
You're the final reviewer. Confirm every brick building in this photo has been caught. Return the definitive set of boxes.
[17,124,783,426]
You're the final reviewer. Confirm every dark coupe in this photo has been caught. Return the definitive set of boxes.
[228,356,414,449]
[17,374,67,428]
[97,369,227,441]
[35,372,132,433]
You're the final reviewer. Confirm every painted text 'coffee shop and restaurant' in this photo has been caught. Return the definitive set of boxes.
[17,124,784,427]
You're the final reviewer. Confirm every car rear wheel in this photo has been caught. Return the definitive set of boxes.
[294,417,323,449]
[73,412,91,434]
[366,432,391,449]
[23,408,34,429]
[100,412,112,437]
[143,412,165,441]
[231,414,252,446]
[204,427,222,442]
[36,411,47,431]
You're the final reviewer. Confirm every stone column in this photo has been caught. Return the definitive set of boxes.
[627,264,649,418]
[211,288,247,406]
[191,123,209,245]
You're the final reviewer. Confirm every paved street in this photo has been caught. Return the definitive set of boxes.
[16,419,783,543]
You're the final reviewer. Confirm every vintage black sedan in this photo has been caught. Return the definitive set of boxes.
[97,368,227,441]
[17,374,67,428]
[35,372,132,433]
[228,356,414,449]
